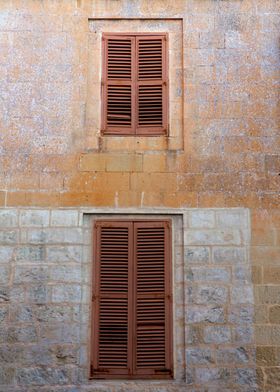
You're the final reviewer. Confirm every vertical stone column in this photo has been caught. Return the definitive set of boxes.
[184,208,256,390]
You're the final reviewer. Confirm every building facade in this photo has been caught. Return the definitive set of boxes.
[0,0,279,391]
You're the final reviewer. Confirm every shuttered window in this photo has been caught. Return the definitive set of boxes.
[101,33,168,136]
[91,220,172,379]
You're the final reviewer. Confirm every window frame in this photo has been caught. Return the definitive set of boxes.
[101,33,169,137]
[90,219,173,380]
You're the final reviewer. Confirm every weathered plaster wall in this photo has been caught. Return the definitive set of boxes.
[0,207,253,391]
[0,0,279,390]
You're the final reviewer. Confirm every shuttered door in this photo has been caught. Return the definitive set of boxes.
[102,34,168,136]
[136,35,168,135]
[102,36,135,135]
[92,220,172,379]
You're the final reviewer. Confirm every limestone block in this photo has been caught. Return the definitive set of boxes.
[0,210,18,227]
[186,305,225,324]
[184,229,241,246]
[20,210,49,227]
[185,246,210,264]
[52,285,81,303]
[186,267,231,283]
[15,246,45,262]
[204,326,231,343]
[46,246,83,263]
[216,347,251,365]
[189,210,215,228]
[0,231,18,244]
[186,348,215,365]
[50,210,79,227]
[213,247,246,264]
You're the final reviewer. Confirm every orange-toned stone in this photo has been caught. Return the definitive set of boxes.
[40,173,64,191]
[198,192,226,208]
[130,173,177,193]
[143,154,167,172]
[79,153,107,172]
[251,246,280,265]
[163,191,197,208]
[264,267,280,284]
[252,228,276,246]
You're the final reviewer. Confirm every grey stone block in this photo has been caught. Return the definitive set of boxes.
[50,266,81,282]
[20,210,49,227]
[51,210,79,227]
[186,267,230,282]
[233,265,251,282]
[195,367,231,385]
[46,246,83,263]
[0,210,18,227]
[52,345,79,365]
[186,305,225,323]
[0,306,8,324]
[26,285,51,304]
[233,326,254,344]
[52,285,81,303]
[186,348,215,365]
[27,228,83,244]
[0,346,23,363]
[10,305,33,322]
[185,229,241,246]
[213,247,246,264]
[195,285,228,304]
[189,210,215,228]
[0,287,26,304]
[185,247,210,263]
[216,210,247,228]
[35,305,74,323]
[0,265,10,285]
[16,246,45,262]
[0,231,18,244]
[22,346,53,366]
[185,326,203,345]
[233,368,257,387]
[0,247,14,263]
[228,305,254,324]
[231,286,254,304]
[14,266,49,284]
[216,347,251,364]
[186,368,194,385]
[0,325,37,343]
[39,323,80,344]
[17,367,70,386]
[204,326,231,343]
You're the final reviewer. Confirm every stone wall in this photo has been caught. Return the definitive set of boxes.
[0,207,253,391]
[0,0,279,390]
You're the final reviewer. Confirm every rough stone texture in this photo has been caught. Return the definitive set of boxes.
[184,209,254,390]
[0,207,253,391]
[0,0,279,389]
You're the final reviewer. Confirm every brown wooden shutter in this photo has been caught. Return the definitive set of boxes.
[92,221,133,377]
[136,35,168,135]
[133,221,172,377]
[91,220,172,379]
[102,34,168,136]
[102,36,135,135]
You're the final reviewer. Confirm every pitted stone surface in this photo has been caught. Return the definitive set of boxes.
[0,206,253,390]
